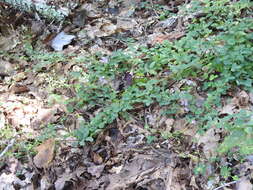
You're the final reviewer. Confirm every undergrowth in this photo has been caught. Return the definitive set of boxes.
[0,0,252,187]
[5,0,252,172]
[68,0,253,157]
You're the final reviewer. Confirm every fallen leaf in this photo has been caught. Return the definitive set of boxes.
[151,34,169,44]
[105,152,176,190]
[150,31,185,45]
[31,107,58,128]
[91,152,103,165]
[219,97,238,115]
[9,84,30,94]
[51,32,75,51]
[33,138,55,168]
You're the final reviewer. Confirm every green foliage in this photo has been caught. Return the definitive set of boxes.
[220,166,231,180]
[146,135,156,144]
[21,38,69,71]
[0,123,57,160]
[194,163,207,176]
[218,110,253,155]
[1,0,251,184]
[68,0,253,158]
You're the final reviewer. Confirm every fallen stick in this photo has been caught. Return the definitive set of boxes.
[213,180,238,190]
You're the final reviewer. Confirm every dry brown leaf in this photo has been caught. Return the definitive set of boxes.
[31,107,58,128]
[0,94,43,127]
[8,107,31,127]
[152,34,169,44]
[9,84,30,94]
[33,138,55,168]
[151,31,185,45]
[219,97,238,115]
[91,152,103,165]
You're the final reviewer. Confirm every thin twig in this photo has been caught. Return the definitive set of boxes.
[0,138,15,158]
[213,180,239,190]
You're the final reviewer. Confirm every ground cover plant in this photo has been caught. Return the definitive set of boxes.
[70,0,253,152]
[0,0,253,189]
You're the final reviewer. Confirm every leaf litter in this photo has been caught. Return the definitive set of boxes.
[0,0,253,189]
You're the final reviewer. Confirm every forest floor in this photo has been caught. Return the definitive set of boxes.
[0,0,253,189]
